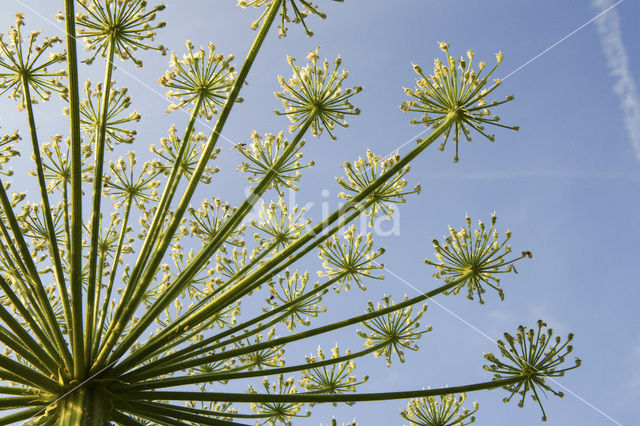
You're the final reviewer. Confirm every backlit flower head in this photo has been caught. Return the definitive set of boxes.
[483,320,581,421]
[252,199,310,251]
[150,125,220,184]
[300,345,368,405]
[159,41,236,119]
[75,0,167,67]
[102,151,160,208]
[249,374,309,425]
[401,393,478,426]
[401,43,518,162]
[0,14,65,110]
[266,270,326,330]
[41,135,94,192]
[79,81,140,150]
[236,131,314,195]
[425,214,528,304]
[357,296,430,366]
[275,48,361,140]
[19,202,65,255]
[238,0,342,37]
[317,226,384,292]
[188,197,245,248]
[337,150,420,225]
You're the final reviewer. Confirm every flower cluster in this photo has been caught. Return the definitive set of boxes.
[425,214,527,304]
[75,0,167,66]
[40,136,94,193]
[401,42,518,162]
[249,374,309,424]
[79,81,140,150]
[149,126,219,184]
[252,199,310,251]
[357,296,430,366]
[275,48,361,139]
[103,152,160,208]
[317,226,384,292]
[300,345,368,405]
[337,150,420,224]
[159,41,236,119]
[266,270,326,330]
[483,320,580,421]
[236,131,313,195]
[402,393,478,426]
[0,14,65,110]
[188,197,245,248]
[238,0,335,37]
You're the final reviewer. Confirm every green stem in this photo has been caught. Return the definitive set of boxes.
[57,388,87,426]
[122,343,383,391]
[110,201,371,378]
[0,355,60,393]
[21,81,73,344]
[105,114,313,369]
[0,325,53,377]
[121,274,344,381]
[114,400,247,425]
[0,180,73,370]
[64,0,86,378]
[125,275,466,380]
[92,0,284,370]
[0,274,62,368]
[92,196,133,359]
[0,406,48,425]
[85,40,117,365]
[94,98,202,366]
[120,376,524,404]
[120,116,456,367]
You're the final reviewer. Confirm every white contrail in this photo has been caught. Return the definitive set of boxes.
[593,0,640,161]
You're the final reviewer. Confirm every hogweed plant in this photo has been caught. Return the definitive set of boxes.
[0,0,579,424]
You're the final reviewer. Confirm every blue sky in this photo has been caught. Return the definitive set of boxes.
[1,0,639,425]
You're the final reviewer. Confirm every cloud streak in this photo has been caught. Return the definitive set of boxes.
[592,0,640,161]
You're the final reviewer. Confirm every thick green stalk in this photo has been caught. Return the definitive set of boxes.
[57,388,87,426]
[110,202,371,377]
[92,0,285,371]
[92,196,133,359]
[21,81,73,340]
[110,411,144,426]
[64,0,86,378]
[0,234,52,340]
[119,400,268,421]
[85,40,117,364]
[122,115,458,366]
[0,180,73,369]
[123,343,383,391]
[0,303,58,375]
[0,355,60,393]
[121,376,523,404]
[0,396,45,409]
[0,275,63,367]
[0,406,48,425]
[119,274,344,381]
[114,400,247,425]
[123,275,467,380]
[125,97,203,284]
[105,115,313,368]
[0,326,53,376]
